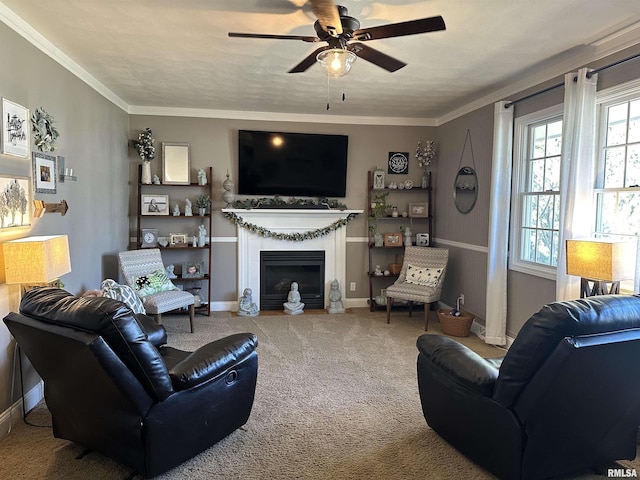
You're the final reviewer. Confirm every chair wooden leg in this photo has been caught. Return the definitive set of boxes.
[188,304,195,333]
[424,303,430,331]
[154,313,162,325]
[386,296,392,324]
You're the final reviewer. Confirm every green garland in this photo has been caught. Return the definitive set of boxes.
[230,196,348,210]
[223,211,358,241]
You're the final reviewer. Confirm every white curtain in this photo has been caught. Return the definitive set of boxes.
[485,101,514,345]
[556,68,598,300]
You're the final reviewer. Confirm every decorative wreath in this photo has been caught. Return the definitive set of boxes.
[31,107,59,152]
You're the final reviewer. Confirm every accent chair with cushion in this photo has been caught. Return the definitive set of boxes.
[416,294,640,480]
[118,248,195,332]
[3,287,258,478]
[386,246,448,330]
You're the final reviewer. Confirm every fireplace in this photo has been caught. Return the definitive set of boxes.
[223,207,363,310]
[260,251,325,310]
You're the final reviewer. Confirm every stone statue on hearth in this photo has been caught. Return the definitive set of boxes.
[283,282,304,315]
[238,288,259,317]
[327,279,345,314]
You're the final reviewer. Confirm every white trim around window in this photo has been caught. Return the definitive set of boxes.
[510,104,563,280]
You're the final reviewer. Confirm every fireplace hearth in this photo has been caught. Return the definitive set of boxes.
[260,251,325,310]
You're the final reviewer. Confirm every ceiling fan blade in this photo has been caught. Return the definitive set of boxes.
[289,46,328,73]
[228,32,320,43]
[353,15,446,41]
[349,43,406,72]
[308,0,343,37]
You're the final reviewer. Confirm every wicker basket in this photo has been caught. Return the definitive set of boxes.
[437,309,475,337]
[388,263,402,275]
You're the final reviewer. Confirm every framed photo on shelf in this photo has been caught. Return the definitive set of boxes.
[384,232,403,247]
[182,261,204,278]
[141,194,169,215]
[169,233,188,246]
[409,202,429,218]
[2,98,29,158]
[32,152,57,194]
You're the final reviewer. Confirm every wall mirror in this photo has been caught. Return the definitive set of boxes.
[162,142,191,185]
[454,166,478,214]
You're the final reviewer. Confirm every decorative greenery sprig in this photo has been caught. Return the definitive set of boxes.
[223,211,357,242]
[195,194,211,209]
[132,128,155,162]
[416,140,436,171]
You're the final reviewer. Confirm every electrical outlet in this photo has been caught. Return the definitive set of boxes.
[350,282,356,291]
[459,294,465,305]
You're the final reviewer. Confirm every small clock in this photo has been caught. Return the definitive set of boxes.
[141,228,159,248]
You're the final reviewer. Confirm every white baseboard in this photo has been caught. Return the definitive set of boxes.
[0,381,44,440]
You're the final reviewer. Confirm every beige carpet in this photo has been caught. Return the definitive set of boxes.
[0,308,638,479]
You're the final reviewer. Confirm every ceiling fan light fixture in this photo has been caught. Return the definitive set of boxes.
[316,48,357,77]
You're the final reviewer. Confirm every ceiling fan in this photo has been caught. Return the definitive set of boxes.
[228,0,446,76]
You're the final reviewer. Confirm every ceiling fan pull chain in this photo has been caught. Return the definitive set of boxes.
[326,73,331,110]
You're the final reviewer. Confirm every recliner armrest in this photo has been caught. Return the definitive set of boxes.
[416,334,499,397]
[169,333,258,390]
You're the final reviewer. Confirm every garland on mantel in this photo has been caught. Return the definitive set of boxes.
[223,211,358,242]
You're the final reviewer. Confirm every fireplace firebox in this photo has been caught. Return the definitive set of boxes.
[260,250,325,310]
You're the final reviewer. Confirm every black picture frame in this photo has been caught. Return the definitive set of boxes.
[388,152,409,174]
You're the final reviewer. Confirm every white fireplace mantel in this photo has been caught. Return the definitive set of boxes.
[223,208,363,309]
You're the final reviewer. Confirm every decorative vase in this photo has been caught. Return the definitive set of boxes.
[198,207,206,216]
[141,161,152,184]
[421,171,430,189]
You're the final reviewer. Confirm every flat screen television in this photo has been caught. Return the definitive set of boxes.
[238,130,348,198]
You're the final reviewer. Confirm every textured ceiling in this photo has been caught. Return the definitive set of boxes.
[1,0,640,122]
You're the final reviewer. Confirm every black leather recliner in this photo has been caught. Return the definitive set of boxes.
[3,287,258,478]
[417,294,640,480]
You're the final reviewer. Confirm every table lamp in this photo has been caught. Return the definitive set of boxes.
[565,238,635,298]
[2,235,71,296]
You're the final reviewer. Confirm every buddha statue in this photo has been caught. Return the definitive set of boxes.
[283,282,304,315]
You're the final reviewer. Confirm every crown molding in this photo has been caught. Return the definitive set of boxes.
[127,105,438,126]
[436,21,640,126]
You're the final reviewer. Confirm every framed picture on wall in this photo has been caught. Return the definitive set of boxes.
[0,175,30,230]
[32,152,57,194]
[1,98,29,158]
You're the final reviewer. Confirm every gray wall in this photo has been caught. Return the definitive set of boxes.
[435,44,640,337]
[128,116,436,304]
[0,22,130,429]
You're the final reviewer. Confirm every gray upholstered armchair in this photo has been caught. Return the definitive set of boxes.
[385,246,448,330]
[118,249,195,332]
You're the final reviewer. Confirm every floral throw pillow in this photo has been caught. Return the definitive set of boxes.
[131,269,178,297]
[405,264,442,287]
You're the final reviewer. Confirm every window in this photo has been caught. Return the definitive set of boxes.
[595,85,640,239]
[511,106,563,279]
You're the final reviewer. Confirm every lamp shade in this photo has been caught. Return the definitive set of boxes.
[566,239,635,282]
[3,235,71,284]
